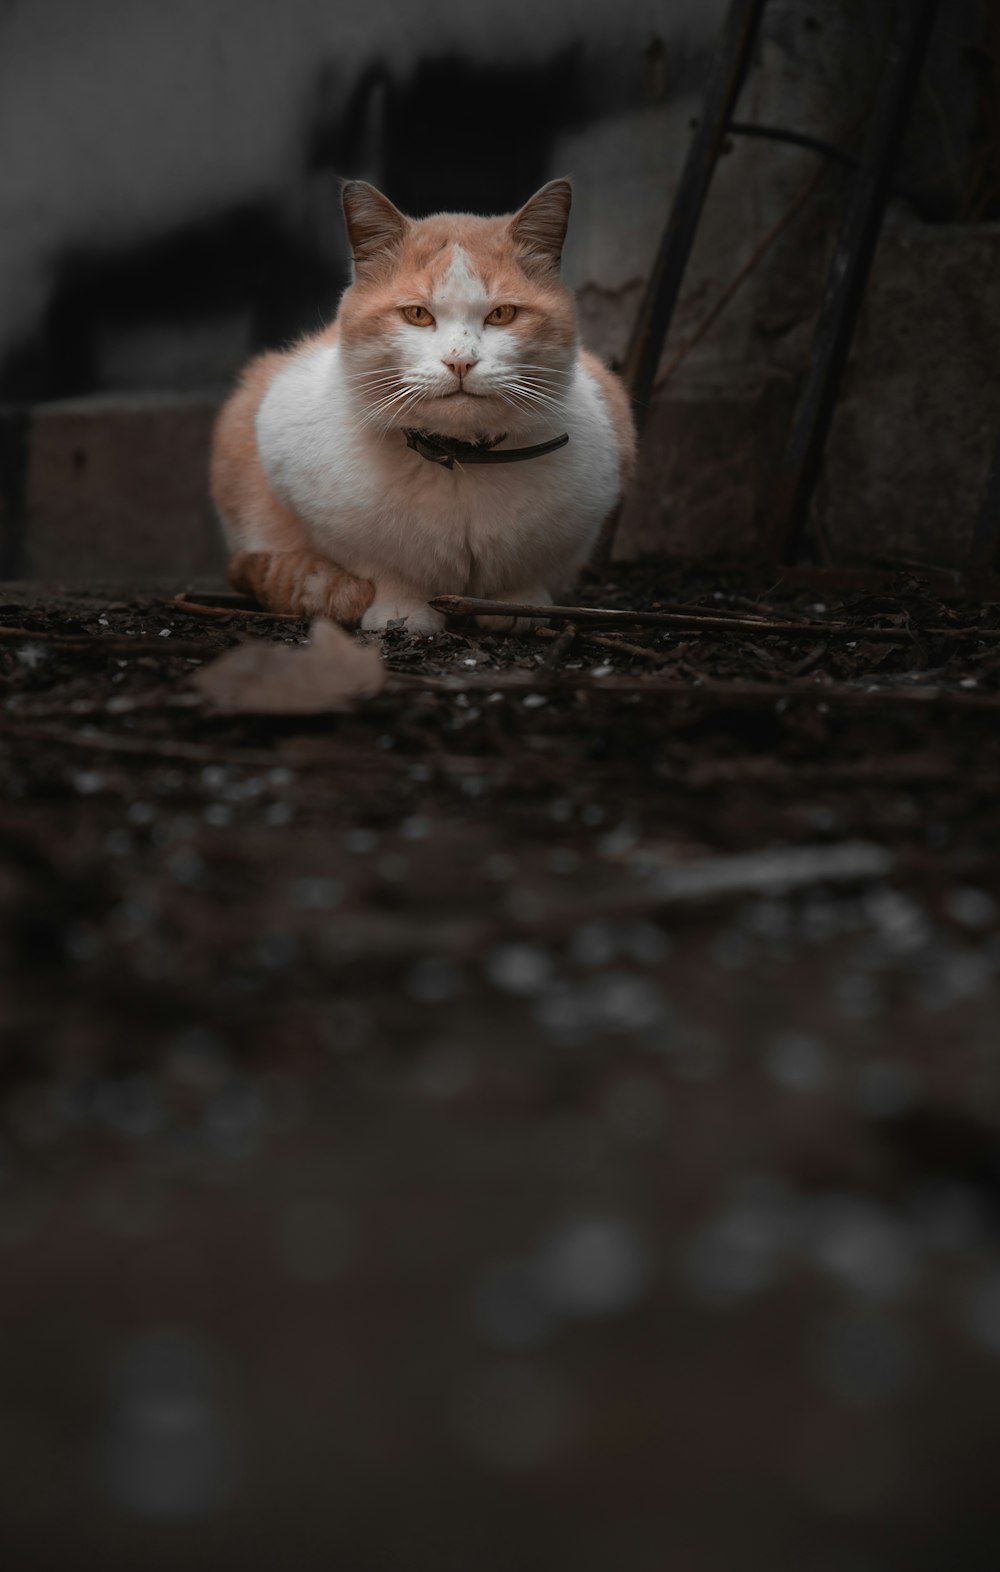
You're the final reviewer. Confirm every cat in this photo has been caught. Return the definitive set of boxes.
[210,177,635,633]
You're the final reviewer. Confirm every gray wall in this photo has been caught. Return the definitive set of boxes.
[0,0,727,397]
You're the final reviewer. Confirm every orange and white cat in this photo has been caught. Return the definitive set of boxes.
[211,178,635,633]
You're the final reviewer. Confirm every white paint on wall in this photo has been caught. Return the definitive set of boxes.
[0,0,729,378]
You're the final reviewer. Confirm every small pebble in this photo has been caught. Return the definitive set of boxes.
[344,828,378,854]
[944,887,997,930]
[764,1032,832,1094]
[405,956,464,1004]
[400,816,430,840]
[535,1216,650,1318]
[287,877,343,910]
[486,943,553,996]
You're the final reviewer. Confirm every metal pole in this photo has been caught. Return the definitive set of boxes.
[622,0,768,432]
[763,0,940,562]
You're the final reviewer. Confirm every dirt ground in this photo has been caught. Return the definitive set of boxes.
[2,560,1000,1572]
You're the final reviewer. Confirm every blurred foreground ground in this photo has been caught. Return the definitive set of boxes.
[2,561,1000,1571]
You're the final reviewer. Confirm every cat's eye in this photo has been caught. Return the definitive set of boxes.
[485,305,517,326]
[400,305,434,327]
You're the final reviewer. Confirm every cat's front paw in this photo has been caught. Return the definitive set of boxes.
[228,549,375,626]
[361,599,445,636]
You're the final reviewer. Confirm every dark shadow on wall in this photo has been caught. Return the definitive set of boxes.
[0,206,323,404]
[0,48,590,404]
[314,47,588,220]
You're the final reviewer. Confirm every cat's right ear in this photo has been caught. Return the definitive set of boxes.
[341,181,409,275]
[509,178,572,277]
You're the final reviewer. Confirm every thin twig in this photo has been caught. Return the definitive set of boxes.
[0,723,285,767]
[271,843,903,965]
[0,720,413,774]
[429,593,999,643]
[653,159,828,392]
[591,159,831,575]
[0,626,228,656]
[432,595,835,633]
[784,643,830,677]
[387,667,1000,712]
[170,596,302,623]
[534,624,666,664]
[539,621,577,671]
[674,755,1000,789]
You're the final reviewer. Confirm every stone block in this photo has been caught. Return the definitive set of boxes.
[615,382,795,561]
[821,221,1000,566]
[13,392,225,580]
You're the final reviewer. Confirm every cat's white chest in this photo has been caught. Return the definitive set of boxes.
[256,343,621,599]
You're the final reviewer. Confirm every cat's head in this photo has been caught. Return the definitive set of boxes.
[336,179,577,441]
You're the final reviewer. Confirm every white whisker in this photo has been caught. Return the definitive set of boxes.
[502,383,566,416]
[364,384,429,434]
[347,373,408,387]
[357,384,424,431]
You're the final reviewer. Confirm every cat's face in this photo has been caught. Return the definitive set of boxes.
[337,181,578,440]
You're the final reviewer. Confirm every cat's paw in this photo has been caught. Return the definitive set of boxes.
[476,588,553,633]
[361,600,445,636]
[228,549,375,626]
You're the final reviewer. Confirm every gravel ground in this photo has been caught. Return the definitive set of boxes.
[2,561,1000,1571]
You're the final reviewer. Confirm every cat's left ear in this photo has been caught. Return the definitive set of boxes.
[342,181,409,275]
[509,178,572,276]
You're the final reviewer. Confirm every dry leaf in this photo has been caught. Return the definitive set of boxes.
[192,618,385,714]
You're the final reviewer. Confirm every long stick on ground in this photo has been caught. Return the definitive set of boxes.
[428,594,997,642]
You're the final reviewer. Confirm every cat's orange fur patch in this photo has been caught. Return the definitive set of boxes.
[211,336,375,623]
[580,349,637,487]
[338,220,577,357]
[211,349,300,553]
[229,547,375,623]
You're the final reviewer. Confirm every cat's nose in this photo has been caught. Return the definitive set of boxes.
[443,357,478,379]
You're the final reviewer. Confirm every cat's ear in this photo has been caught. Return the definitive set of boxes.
[341,181,409,275]
[509,178,572,276]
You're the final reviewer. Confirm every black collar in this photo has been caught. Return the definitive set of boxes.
[403,427,569,469]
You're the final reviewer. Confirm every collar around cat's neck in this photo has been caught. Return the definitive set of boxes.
[403,427,569,470]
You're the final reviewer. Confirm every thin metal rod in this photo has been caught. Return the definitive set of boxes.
[764,0,940,562]
[728,120,858,171]
[621,0,768,431]
[966,428,1000,577]
[727,121,929,213]
[0,408,30,579]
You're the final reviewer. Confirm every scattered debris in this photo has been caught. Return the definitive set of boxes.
[627,841,895,902]
[192,618,385,714]
[2,562,1000,1566]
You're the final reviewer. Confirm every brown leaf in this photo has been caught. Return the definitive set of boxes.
[192,619,385,714]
